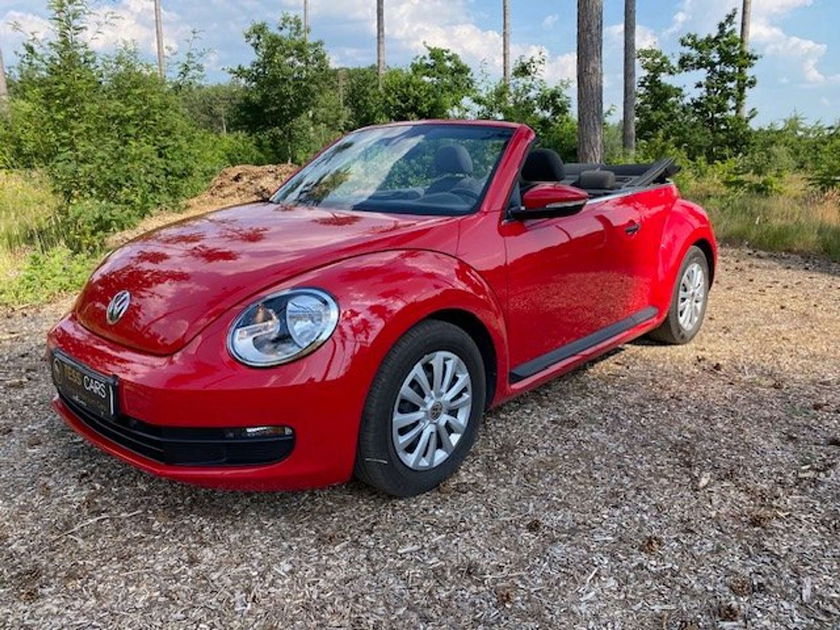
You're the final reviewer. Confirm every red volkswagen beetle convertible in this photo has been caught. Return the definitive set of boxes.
[47,121,717,496]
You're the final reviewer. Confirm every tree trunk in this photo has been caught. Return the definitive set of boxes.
[0,44,9,112]
[737,0,752,118]
[622,0,636,154]
[502,0,510,86]
[577,0,603,163]
[154,0,165,79]
[377,0,385,83]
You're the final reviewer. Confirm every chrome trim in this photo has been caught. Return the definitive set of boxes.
[227,288,340,368]
[106,290,131,325]
[584,183,675,207]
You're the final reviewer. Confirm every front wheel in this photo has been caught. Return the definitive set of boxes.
[355,320,486,497]
[648,246,710,344]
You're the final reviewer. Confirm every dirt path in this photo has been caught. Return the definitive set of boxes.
[0,247,838,628]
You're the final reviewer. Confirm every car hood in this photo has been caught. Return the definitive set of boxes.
[75,202,458,355]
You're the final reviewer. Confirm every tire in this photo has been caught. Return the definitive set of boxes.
[648,245,710,345]
[355,320,486,497]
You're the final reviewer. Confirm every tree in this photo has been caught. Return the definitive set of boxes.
[408,46,474,115]
[342,66,385,128]
[678,10,757,161]
[154,0,165,78]
[377,0,385,81]
[231,15,332,162]
[622,0,636,153]
[502,0,510,86]
[737,0,752,119]
[0,43,8,112]
[577,0,603,163]
[380,46,475,121]
[3,0,218,250]
[180,83,243,134]
[635,48,692,151]
[477,55,577,159]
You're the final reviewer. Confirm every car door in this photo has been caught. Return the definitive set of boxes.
[593,184,682,326]
[502,199,618,378]
[586,192,651,322]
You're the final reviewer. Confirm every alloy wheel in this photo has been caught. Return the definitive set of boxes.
[677,261,706,332]
[391,351,473,471]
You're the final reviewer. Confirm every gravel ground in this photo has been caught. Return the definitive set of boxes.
[0,246,838,629]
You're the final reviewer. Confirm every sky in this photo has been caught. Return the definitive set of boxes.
[1,0,839,125]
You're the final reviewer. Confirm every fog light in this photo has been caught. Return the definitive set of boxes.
[224,426,293,439]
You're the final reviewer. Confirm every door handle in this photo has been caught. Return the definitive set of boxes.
[625,221,640,235]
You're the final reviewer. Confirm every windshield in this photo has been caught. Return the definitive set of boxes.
[272,124,514,216]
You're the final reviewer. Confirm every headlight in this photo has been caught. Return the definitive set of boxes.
[227,288,339,367]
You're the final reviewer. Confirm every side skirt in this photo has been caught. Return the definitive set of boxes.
[509,306,658,383]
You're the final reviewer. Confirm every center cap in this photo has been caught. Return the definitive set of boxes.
[430,401,444,420]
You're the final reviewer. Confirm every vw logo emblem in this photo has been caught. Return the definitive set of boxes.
[106,290,131,324]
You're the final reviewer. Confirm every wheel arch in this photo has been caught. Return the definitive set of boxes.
[692,237,716,285]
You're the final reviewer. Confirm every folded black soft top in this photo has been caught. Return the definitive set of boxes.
[563,158,679,187]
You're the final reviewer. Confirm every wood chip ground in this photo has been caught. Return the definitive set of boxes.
[0,247,838,628]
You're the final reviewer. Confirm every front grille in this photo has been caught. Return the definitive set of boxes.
[60,395,294,467]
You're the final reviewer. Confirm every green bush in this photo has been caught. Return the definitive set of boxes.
[0,170,61,251]
[60,199,139,252]
[210,132,269,166]
[808,131,840,192]
[0,0,222,252]
[723,174,785,196]
[0,246,98,307]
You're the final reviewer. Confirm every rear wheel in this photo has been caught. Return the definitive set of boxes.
[355,320,486,497]
[649,246,710,344]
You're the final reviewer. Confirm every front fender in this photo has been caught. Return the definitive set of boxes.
[295,249,509,401]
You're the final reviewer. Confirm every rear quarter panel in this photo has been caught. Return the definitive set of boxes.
[652,195,718,314]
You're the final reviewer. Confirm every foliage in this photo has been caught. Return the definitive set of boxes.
[807,126,840,192]
[230,15,333,163]
[635,49,693,154]
[0,0,223,252]
[677,10,758,161]
[341,66,386,129]
[338,47,476,132]
[636,11,757,163]
[475,54,577,159]
[0,170,61,252]
[0,245,98,307]
[398,46,475,118]
[180,83,245,135]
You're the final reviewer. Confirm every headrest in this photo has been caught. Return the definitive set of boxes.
[577,169,616,190]
[522,148,565,182]
[434,145,473,176]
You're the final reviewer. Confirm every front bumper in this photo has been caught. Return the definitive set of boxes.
[47,312,372,491]
[57,394,295,466]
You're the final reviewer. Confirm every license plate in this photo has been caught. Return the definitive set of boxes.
[51,350,117,421]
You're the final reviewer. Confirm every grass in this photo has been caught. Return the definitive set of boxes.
[0,246,99,307]
[681,175,840,263]
[0,170,61,252]
[0,170,99,307]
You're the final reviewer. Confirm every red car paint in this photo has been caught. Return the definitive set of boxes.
[47,120,717,491]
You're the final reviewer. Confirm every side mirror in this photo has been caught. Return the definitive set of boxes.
[512,184,589,220]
